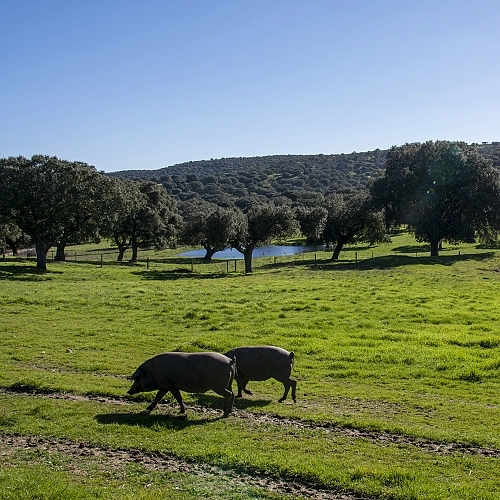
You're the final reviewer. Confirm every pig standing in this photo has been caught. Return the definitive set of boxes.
[224,346,297,402]
[128,352,236,417]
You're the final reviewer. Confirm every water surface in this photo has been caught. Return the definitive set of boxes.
[179,245,324,260]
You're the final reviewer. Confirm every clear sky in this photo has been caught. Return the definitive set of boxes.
[1,1,499,172]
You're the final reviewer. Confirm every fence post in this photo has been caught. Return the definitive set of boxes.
[146,257,149,269]
[355,252,357,263]
[100,254,103,268]
[234,260,237,272]
[226,260,229,273]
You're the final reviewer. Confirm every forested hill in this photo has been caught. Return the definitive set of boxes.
[108,142,500,206]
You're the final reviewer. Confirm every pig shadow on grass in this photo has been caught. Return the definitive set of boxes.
[95,410,220,430]
[231,398,274,411]
[192,394,272,411]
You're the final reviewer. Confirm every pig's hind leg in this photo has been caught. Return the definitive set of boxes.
[235,375,252,397]
[222,388,235,418]
[213,385,235,417]
[277,377,297,403]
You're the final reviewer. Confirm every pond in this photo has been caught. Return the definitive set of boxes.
[178,245,326,260]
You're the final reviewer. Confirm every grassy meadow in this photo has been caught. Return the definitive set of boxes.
[1,232,500,499]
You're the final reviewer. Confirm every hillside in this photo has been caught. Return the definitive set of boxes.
[108,142,500,206]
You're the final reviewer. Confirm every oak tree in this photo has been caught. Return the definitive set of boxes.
[371,141,500,256]
[0,155,107,270]
[231,203,299,273]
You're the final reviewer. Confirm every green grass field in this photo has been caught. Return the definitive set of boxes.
[1,233,499,499]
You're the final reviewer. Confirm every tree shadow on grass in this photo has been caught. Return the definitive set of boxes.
[476,241,500,250]
[258,250,496,272]
[161,257,207,266]
[391,244,431,253]
[0,264,62,281]
[82,247,117,254]
[318,251,496,271]
[132,269,234,281]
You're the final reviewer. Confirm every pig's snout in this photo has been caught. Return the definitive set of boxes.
[127,378,141,395]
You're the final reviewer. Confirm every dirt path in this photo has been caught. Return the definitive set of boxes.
[0,433,365,500]
[233,409,500,459]
[3,387,499,459]
[2,387,499,499]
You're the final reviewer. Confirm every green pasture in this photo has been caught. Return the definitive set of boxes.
[1,232,499,499]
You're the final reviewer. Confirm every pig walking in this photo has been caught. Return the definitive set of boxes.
[128,352,236,417]
[225,346,297,402]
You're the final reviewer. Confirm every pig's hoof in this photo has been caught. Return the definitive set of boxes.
[243,389,253,395]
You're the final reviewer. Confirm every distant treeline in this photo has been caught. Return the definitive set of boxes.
[108,143,500,206]
[2,141,500,272]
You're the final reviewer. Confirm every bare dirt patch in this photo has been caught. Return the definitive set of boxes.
[232,409,500,459]
[3,387,500,460]
[0,433,365,500]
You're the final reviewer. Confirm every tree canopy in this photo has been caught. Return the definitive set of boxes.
[295,206,328,244]
[179,201,244,261]
[371,141,500,256]
[106,179,181,262]
[0,155,107,270]
[108,144,500,210]
[322,191,388,260]
[0,223,31,256]
[231,203,299,273]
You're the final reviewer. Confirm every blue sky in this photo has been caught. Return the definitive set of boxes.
[1,1,499,172]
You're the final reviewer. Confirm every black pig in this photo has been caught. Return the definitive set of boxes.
[225,346,297,402]
[128,352,236,417]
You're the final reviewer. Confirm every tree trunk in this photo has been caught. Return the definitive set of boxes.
[243,249,253,273]
[202,246,216,262]
[54,241,66,261]
[117,246,126,262]
[114,235,128,262]
[35,240,51,271]
[130,237,138,262]
[5,237,19,256]
[430,239,439,257]
[331,240,344,260]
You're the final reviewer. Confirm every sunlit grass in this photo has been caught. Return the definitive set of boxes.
[1,232,500,499]
[2,394,500,500]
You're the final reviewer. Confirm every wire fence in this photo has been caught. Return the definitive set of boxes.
[1,244,468,274]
